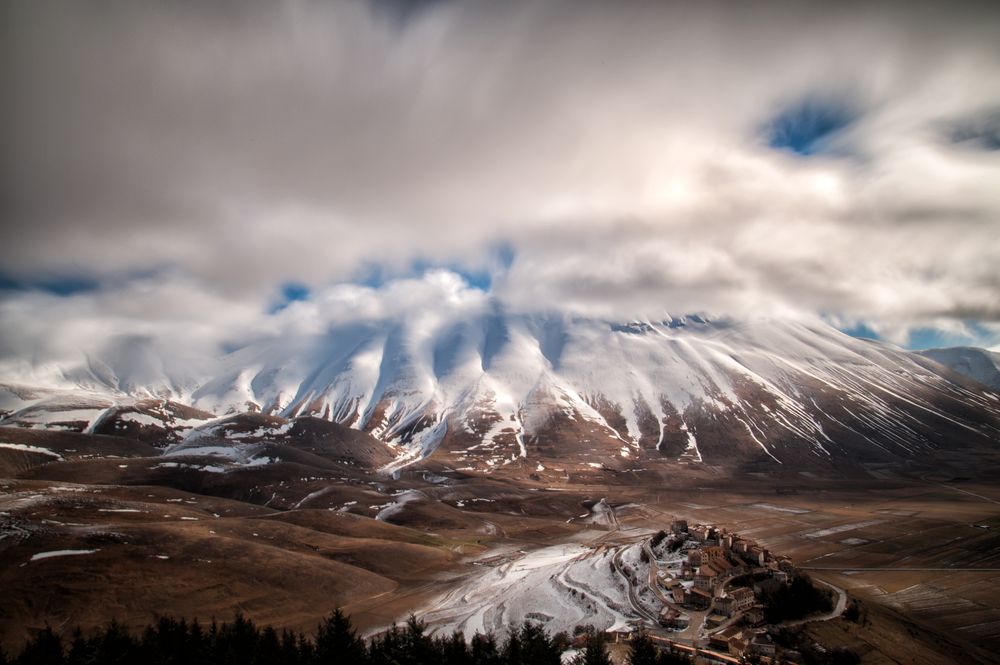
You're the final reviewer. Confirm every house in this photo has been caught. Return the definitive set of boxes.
[709,634,730,651]
[607,627,634,644]
[705,614,726,630]
[715,596,736,617]
[709,628,743,652]
[745,604,766,626]
[702,546,725,564]
[687,549,703,566]
[691,525,712,542]
[671,520,688,534]
[750,631,776,658]
[702,560,728,578]
[728,637,750,658]
[694,566,719,592]
[685,587,712,610]
[672,586,686,604]
[716,587,754,617]
[730,587,754,611]
[713,557,740,577]
[778,557,795,574]
[658,607,690,630]
[660,577,681,591]
[706,560,728,575]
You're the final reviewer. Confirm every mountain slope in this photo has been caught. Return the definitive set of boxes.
[919,347,1000,391]
[3,314,999,473]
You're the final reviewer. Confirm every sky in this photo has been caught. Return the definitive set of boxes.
[2,0,1000,379]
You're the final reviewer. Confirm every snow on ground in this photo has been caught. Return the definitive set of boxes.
[11,408,105,427]
[560,649,580,664]
[163,444,250,459]
[418,543,634,639]
[228,422,292,440]
[0,442,63,459]
[582,499,616,528]
[162,442,279,473]
[804,520,883,539]
[679,424,702,463]
[153,454,276,474]
[118,412,165,427]
[30,549,99,561]
[375,490,425,521]
[752,503,811,514]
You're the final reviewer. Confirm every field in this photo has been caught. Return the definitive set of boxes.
[2,433,1000,664]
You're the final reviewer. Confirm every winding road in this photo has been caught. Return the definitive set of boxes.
[611,545,659,623]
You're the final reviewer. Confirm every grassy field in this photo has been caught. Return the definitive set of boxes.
[3,445,1000,663]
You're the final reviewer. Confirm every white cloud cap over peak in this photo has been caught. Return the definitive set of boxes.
[1,0,1000,367]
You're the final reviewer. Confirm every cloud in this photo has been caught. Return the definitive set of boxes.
[0,269,496,386]
[1,0,999,368]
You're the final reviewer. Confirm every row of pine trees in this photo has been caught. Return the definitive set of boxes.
[2,611,694,665]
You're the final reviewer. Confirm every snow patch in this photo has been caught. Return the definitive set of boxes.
[31,549,99,561]
[0,442,63,459]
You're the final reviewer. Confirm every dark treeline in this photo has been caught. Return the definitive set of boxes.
[760,574,834,624]
[2,611,693,665]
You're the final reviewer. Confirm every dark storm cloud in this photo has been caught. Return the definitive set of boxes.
[1,0,1000,371]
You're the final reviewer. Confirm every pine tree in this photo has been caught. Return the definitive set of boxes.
[502,625,524,665]
[627,631,658,665]
[189,619,210,665]
[254,626,281,665]
[470,632,501,665]
[517,622,561,665]
[18,625,64,665]
[368,625,401,665]
[400,615,434,665]
[439,631,471,665]
[64,628,90,665]
[296,633,314,664]
[8,608,595,665]
[315,610,365,665]
[574,634,611,665]
[279,630,300,665]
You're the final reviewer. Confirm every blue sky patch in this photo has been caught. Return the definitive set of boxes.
[765,97,857,156]
[371,0,446,26]
[0,273,101,297]
[840,320,997,350]
[268,281,312,314]
[905,323,998,350]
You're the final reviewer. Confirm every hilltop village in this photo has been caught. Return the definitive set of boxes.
[612,520,837,663]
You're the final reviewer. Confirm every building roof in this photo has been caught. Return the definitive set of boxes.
[730,587,754,600]
[699,562,725,577]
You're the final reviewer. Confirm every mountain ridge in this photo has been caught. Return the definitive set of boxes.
[3,315,999,474]
[919,346,1000,391]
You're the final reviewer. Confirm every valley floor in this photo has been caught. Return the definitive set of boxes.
[3,441,1000,664]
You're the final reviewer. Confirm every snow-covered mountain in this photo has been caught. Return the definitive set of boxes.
[3,313,999,473]
[919,347,1000,391]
